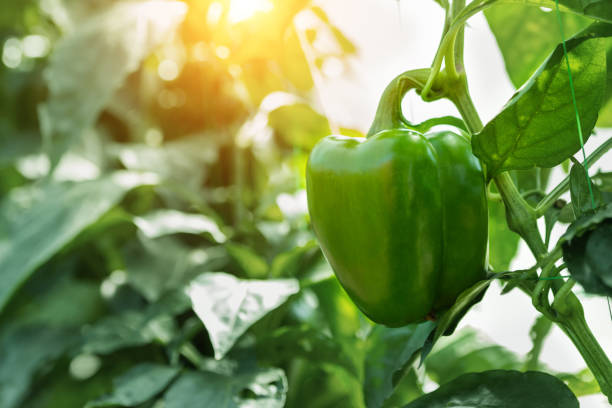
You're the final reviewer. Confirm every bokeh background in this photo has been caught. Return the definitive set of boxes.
[1,0,610,406]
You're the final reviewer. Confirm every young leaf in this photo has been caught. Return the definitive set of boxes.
[85,363,180,408]
[0,171,157,312]
[163,368,287,408]
[472,24,610,177]
[404,370,579,408]
[569,159,602,217]
[186,272,299,359]
[363,322,435,408]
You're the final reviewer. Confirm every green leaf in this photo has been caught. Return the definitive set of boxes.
[0,171,157,312]
[420,279,491,363]
[80,310,175,355]
[125,236,227,302]
[488,200,521,271]
[269,240,318,278]
[310,270,364,338]
[186,272,299,359]
[560,202,612,295]
[226,242,269,278]
[163,368,287,408]
[0,325,75,408]
[253,325,359,376]
[525,315,554,370]
[363,322,435,408]
[472,24,610,177]
[569,159,602,217]
[425,328,522,385]
[500,0,612,23]
[404,370,579,408]
[557,368,601,397]
[85,363,180,408]
[134,209,226,242]
[39,1,187,166]
[485,5,591,88]
[268,103,331,150]
[595,42,612,126]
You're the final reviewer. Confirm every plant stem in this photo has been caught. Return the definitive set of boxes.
[535,136,612,217]
[447,72,612,403]
[560,313,612,402]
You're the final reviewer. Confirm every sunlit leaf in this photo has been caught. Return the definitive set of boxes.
[186,272,299,359]
[473,24,610,176]
[0,171,158,311]
[39,1,187,166]
[134,209,226,242]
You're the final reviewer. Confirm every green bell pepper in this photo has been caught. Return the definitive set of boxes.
[306,72,488,327]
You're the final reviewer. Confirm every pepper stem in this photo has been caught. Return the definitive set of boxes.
[367,68,433,137]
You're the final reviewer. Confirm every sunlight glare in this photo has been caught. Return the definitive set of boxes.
[228,0,273,23]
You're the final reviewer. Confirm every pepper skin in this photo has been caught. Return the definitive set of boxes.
[306,129,487,327]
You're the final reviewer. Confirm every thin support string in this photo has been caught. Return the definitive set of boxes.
[554,0,596,210]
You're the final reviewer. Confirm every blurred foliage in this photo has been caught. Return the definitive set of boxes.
[0,0,601,407]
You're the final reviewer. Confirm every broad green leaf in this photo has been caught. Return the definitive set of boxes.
[186,272,299,359]
[560,202,612,296]
[39,1,187,166]
[503,0,612,23]
[485,5,590,88]
[425,328,522,385]
[488,200,521,271]
[404,370,579,408]
[363,322,435,408]
[472,24,609,177]
[163,368,287,408]
[0,325,75,408]
[569,160,602,217]
[595,43,612,126]
[226,242,269,278]
[0,171,157,311]
[134,209,226,242]
[85,363,180,408]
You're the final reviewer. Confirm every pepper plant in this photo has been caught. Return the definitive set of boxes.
[0,0,611,407]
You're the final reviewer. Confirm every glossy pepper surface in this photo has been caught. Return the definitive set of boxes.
[306,129,487,327]
[306,71,487,327]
